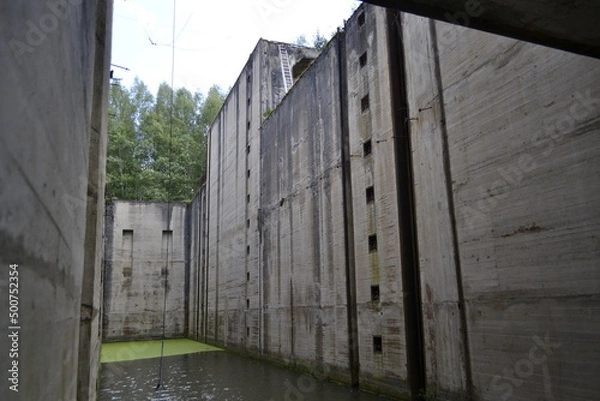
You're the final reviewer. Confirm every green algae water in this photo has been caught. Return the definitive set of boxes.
[101,339,222,362]
[99,341,396,401]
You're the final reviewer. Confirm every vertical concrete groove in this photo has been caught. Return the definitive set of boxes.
[184,202,191,336]
[428,19,474,397]
[387,10,426,398]
[338,30,361,387]
[78,0,112,398]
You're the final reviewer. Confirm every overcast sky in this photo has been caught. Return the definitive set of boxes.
[111,0,361,95]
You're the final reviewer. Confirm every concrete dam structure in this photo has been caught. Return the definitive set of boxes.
[2,1,599,400]
[102,3,600,400]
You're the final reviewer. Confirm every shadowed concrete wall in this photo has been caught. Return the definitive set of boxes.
[401,11,600,401]
[103,201,187,341]
[0,1,112,400]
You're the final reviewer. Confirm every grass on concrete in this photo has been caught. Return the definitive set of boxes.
[101,338,222,363]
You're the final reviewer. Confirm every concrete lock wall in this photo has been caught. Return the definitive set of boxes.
[98,2,600,400]
[103,201,187,341]
[194,3,600,400]
[344,7,410,395]
[186,186,208,340]
[202,39,320,352]
[0,1,112,400]
[260,36,351,380]
[401,13,600,401]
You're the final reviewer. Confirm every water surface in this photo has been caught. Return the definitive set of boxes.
[99,350,397,401]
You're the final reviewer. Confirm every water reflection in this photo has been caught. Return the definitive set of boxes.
[99,350,396,401]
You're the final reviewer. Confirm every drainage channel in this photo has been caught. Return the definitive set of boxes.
[99,340,397,401]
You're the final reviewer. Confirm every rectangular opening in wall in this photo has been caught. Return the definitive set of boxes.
[247,271,250,281]
[366,186,375,203]
[247,121,251,131]
[371,285,380,302]
[161,230,173,263]
[358,11,366,27]
[247,97,251,106]
[359,52,367,67]
[247,245,250,255]
[373,336,382,353]
[247,219,250,228]
[247,169,251,178]
[361,94,370,112]
[368,234,378,253]
[247,194,250,203]
[122,230,133,268]
[247,327,250,336]
[247,145,251,154]
[363,139,372,156]
[246,299,250,308]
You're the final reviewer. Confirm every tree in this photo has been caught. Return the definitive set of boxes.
[106,78,227,202]
[312,31,328,51]
[293,34,308,47]
[293,31,331,51]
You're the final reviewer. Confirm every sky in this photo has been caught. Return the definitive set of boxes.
[111,0,361,95]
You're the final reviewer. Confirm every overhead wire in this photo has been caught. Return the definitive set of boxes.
[155,0,177,392]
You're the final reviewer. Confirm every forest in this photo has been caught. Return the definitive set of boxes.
[106,78,226,202]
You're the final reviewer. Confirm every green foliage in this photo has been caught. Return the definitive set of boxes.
[312,31,328,51]
[106,78,226,202]
[293,34,308,47]
[294,30,332,51]
[263,108,273,119]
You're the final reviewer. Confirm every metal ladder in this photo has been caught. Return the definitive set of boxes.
[278,44,294,92]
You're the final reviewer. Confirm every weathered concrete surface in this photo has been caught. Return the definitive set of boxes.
[84,3,600,401]
[186,186,207,340]
[78,0,113,399]
[103,201,187,341]
[0,1,112,400]
[260,36,352,380]
[345,6,409,395]
[202,40,320,354]
[403,11,600,400]
[363,0,600,59]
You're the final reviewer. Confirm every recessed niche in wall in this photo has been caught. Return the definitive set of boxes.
[366,186,375,203]
[373,336,382,353]
[368,234,377,253]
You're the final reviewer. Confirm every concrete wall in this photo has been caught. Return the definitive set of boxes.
[186,186,208,340]
[202,40,319,352]
[195,3,600,400]
[260,37,351,380]
[402,12,600,400]
[103,201,187,341]
[0,1,112,400]
[95,3,599,400]
[345,7,410,394]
